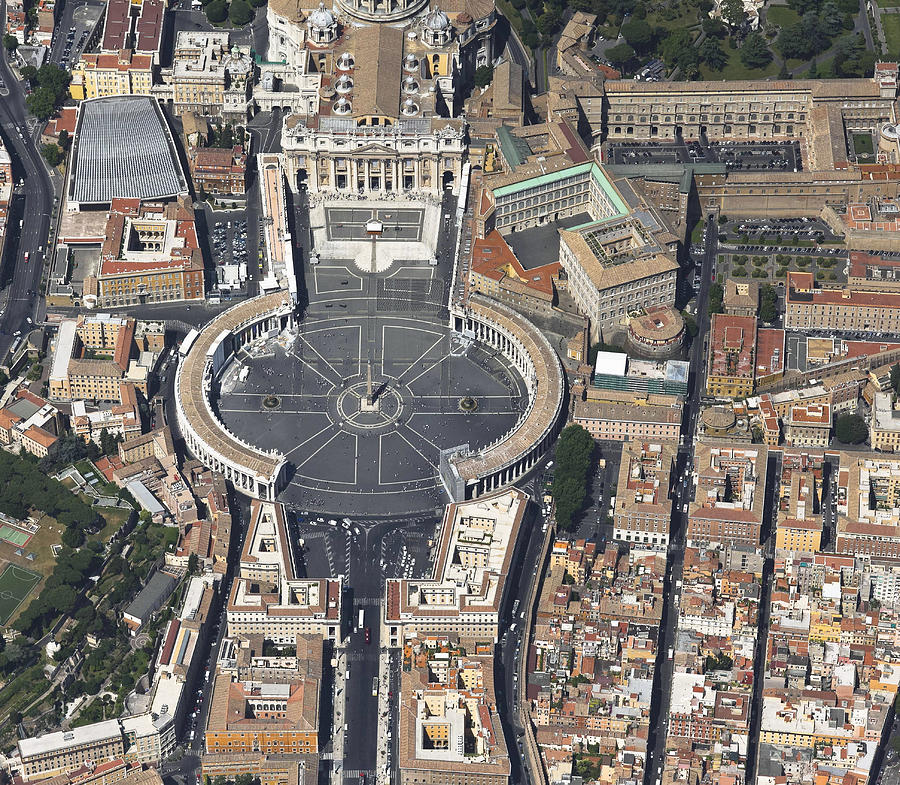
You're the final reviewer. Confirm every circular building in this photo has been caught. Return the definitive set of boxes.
[626,305,685,357]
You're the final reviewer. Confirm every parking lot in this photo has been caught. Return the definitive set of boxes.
[607,140,801,171]
[50,0,104,69]
[208,213,258,298]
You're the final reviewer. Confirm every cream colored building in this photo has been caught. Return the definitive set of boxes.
[872,392,900,452]
[165,31,253,120]
[71,50,154,101]
[18,721,125,782]
[612,440,675,547]
[383,488,526,647]
[227,499,342,641]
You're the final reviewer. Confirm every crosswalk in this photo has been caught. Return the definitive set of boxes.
[354,597,384,606]
[343,770,375,779]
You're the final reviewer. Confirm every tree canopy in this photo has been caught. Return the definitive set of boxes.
[740,32,772,69]
[835,414,867,444]
[229,0,253,25]
[759,284,778,323]
[551,425,595,531]
[474,65,494,88]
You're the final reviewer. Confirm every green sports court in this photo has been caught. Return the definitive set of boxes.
[0,564,41,624]
[0,523,33,547]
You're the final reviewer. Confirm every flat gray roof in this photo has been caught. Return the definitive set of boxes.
[123,570,178,623]
[69,96,187,206]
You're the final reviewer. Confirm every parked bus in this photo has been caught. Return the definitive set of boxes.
[358,608,364,632]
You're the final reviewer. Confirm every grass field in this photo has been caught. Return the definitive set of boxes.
[699,45,780,80]
[0,564,41,624]
[766,6,800,27]
[884,14,900,54]
[877,0,900,8]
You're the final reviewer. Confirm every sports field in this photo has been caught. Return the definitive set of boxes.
[0,564,41,624]
[0,524,32,547]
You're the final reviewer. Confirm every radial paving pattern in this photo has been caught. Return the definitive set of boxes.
[217,259,526,516]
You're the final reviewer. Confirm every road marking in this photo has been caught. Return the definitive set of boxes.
[285,421,335,459]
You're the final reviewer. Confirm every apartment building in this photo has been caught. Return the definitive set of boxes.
[49,315,151,402]
[71,382,143,443]
[775,460,823,552]
[705,313,757,399]
[530,543,663,783]
[383,488,526,647]
[785,271,900,335]
[612,441,675,547]
[190,146,247,196]
[71,51,155,101]
[398,647,509,785]
[572,397,682,442]
[205,635,322,756]
[784,402,832,447]
[836,453,900,559]
[0,387,61,458]
[85,197,204,308]
[227,500,342,642]
[687,442,767,546]
[18,721,126,782]
[758,551,900,783]
[871,391,900,451]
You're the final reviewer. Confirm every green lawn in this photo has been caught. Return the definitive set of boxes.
[877,0,900,8]
[766,6,800,27]
[0,564,41,625]
[646,0,701,33]
[699,45,780,80]
[853,133,875,155]
[883,14,900,54]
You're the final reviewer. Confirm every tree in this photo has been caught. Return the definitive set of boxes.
[41,143,62,167]
[740,31,772,69]
[249,0,267,7]
[719,0,747,29]
[700,37,728,70]
[835,413,867,444]
[187,553,199,575]
[229,0,253,24]
[702,17,728,38]
[621,18,653,52]
[536,6,561,36]
[605,43,635,68]
[709,281,724,314]
[26,87,57,121]
[806,60,819,78]
[660,28,699,76]
[473,65,494,88]
[61,526,84,549]
[759,283,778,323]
[3,34,18,52]
[205,0,229,23]
[58,129,70,151]
[551,425,595,530]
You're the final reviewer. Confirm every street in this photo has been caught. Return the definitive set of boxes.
[0,5,55,363]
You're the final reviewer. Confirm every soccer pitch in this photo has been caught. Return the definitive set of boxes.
[0,564,41,625]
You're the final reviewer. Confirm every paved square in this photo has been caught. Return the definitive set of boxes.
[325,206,424,242]
[217,257,526,517]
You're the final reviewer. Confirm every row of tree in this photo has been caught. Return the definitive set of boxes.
[551,425,595,530]
[199,0,265,26]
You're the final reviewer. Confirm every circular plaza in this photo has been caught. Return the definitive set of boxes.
[175,216,564,517]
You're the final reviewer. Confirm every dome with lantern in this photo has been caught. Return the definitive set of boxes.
[307,2,338,44]
[422,7,452,46]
